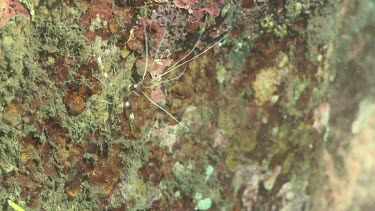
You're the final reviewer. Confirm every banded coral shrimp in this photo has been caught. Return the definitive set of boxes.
[121,16,229,138]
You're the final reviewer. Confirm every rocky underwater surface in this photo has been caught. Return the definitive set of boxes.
[0,0,374,210]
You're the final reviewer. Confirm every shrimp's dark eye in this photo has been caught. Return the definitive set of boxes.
[130,84,137,91]
[125,101,132,110]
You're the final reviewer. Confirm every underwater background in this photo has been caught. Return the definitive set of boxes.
[0,0,374,210]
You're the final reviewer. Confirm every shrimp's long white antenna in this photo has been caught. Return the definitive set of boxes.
[166,29,204,71]
[147,64,187,87]
[149,31,166,73]
[139,89,189,129]
[152,35,227,82]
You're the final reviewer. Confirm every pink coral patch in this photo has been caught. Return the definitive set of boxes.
[0,0,29,27]
[174,0,224,23]
[212,128,228,148]
[173,0,199,10]
[151,86,166,105]
[149,58,172,78]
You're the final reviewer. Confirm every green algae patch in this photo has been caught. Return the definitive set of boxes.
[282,76,311,118]
[223,122,258,171]
[0,16,39,107]
[0,15,40,179]
[306,0,340,64]
[252,67,280,106]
